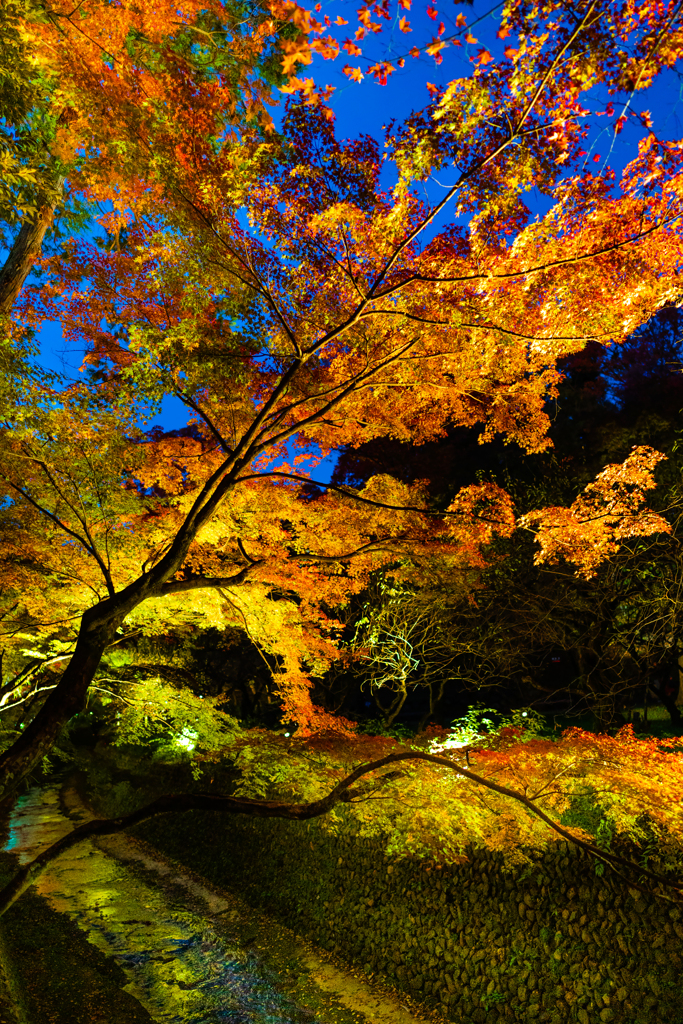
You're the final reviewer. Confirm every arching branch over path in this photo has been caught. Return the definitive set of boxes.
[1,751,681,918]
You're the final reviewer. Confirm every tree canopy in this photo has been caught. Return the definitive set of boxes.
[0,0,682,880]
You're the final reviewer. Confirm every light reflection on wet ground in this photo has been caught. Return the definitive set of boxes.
[3,785,431,1024]
[3,786,322,1023]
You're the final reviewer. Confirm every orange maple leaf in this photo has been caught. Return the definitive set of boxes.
[426,38,446,63]
[519,447,671,579]
[343,64,364,82]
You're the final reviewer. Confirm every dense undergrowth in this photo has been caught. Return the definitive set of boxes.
[70,703,683,886]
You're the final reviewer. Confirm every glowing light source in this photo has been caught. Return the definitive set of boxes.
[174,727,198,752]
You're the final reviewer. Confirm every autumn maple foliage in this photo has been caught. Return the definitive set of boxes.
[3,720,683,915]
[0,0,682,820]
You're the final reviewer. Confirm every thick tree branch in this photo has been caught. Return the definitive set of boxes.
[1,750,680,917]
[159,562,262,595]
[0,198,61,314]
[249,337,420,458]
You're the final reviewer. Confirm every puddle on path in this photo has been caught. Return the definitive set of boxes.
[3,785,437,1024]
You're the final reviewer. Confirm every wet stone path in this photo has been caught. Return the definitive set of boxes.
[2,785,432,1024]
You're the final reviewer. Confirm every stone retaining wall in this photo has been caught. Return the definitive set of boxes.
[131,808,683,1024]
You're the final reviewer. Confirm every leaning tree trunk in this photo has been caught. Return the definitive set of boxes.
[0,190,62,314]
[0,606,123,806]
[0,522,222,804]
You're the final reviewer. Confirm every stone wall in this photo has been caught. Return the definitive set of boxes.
[131,808,683,1024]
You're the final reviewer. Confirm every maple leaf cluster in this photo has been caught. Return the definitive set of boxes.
[519,446,672,578]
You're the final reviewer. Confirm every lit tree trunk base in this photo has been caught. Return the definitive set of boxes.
[0,751,681,918]
[0,622,117,802]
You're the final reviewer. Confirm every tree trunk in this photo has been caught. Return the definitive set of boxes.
[647,685,682,730]
[376,686,407,727]
[0,612,118,804]
[0,548,234,803]
[0,494,244,803]
[417,677,446,732]
[0,196,60,314]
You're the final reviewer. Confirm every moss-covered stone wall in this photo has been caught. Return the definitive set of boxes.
[131,808,683,1024]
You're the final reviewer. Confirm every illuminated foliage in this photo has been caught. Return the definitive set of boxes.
[0,0,682,808]
[3,717,683,917]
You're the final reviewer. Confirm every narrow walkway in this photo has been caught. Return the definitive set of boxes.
[2,784,436,1024]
